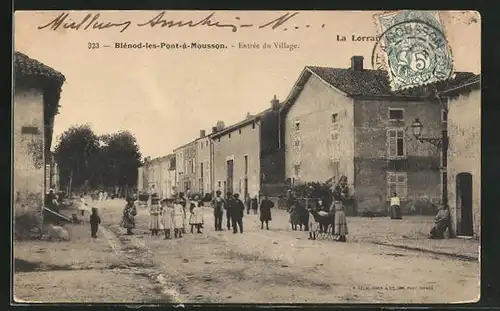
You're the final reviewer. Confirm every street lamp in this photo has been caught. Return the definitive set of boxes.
[411,118,445,148]
[411,117,449,207]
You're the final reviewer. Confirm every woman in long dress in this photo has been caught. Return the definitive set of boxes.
[259,195,274,230]
[390,192,402,219]
[149,194,161,236]
[333,200,348,242]
[172,199,185,238]
[308,206,320,240]
[161,199,174,239]
[333,176,349,242]
[121,197,137,235]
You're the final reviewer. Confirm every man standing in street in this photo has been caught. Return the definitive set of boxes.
[231,193,245,233]
[225,192,234,230]
[212,191,225,231]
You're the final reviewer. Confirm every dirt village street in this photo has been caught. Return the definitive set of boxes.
[14,199,480,304]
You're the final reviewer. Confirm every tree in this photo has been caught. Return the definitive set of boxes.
[53,124,100,194]
[100,130,142,188]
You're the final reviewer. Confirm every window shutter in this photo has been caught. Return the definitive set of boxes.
[387,129,397,158]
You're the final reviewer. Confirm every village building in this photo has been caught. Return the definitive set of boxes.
[138,154,176,199]
[137,156,151,194]
[280,56,477,215]
[442,76,481,238]
[13,51,65,231]
[174,140,197,195]
[195,130,213,197]
[211,97,284,200]
[161,154,177,198]
[137,166,146,193]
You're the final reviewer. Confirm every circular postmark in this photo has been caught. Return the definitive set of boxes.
[371,18,454,90]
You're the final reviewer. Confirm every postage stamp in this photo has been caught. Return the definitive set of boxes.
[373,10,454,91]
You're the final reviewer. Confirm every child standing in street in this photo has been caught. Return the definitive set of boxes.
[149,193,161,236]
[172,199,185,238]
[189,201,204,234]
[161,199,174,239]
[89,207,101,238]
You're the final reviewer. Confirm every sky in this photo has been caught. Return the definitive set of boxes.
[14,10,480,159]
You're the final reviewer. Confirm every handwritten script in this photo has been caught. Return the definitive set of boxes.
[37,11,307,33]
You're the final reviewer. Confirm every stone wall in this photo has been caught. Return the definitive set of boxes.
[13,88,45,235]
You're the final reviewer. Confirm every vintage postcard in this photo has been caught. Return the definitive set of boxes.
[12,10,480,304]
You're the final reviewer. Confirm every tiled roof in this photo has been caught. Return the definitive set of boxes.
[209,108,272,139]
[306,66,478,97]
[14,51,65,85]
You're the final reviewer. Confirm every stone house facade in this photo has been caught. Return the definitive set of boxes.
[281,56,476,215]
[195,130,213,196]
[174,141,197,195]
[139,154,176,198]
[211,97,283,200]
[443,77,481,238]
[13,51,65,231]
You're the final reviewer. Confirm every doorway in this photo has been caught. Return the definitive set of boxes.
[456,172,473,236]
[226,160,234,194]
[244,177,248,200]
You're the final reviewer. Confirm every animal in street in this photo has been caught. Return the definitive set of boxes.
[309,208,334,234]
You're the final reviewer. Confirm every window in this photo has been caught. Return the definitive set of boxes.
[387,172,407,199]
[21,126,39,134]
[331,113,339,123]
[294,121,300,131]
[206,141,209,147]
[229,133,231,139]
[294,164,301,177]
[200,163,204,178]
[252,123,255,129]
[442,109,448,122]
[218,181,221,187]
[389,108,404,121]
[191,159,195,173]
[331,161,340,177]
[218,138,220,142]
[239,129,242,134]
[244,155,248,175]
[200,142,203,149]
[387,128,406,158]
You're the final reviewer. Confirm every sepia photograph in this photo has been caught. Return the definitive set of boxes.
[12,10,480,304]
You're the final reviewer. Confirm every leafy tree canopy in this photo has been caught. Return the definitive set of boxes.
[54,125,142,193]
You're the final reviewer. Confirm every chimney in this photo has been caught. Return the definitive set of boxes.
[350,56,364,71]
[216,121,225,131]
[270,95,280,110]
[200,130,206,138]
[212,126,217,133]
[246,112,252,119]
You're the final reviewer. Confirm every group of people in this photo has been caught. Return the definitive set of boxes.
[119,190,276,237]
[288,199,348,242]
[287,177,349,242]
[118,178,452,243]
[121,192,204,239]
[212,190,275,233]
[92,190,110,201]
